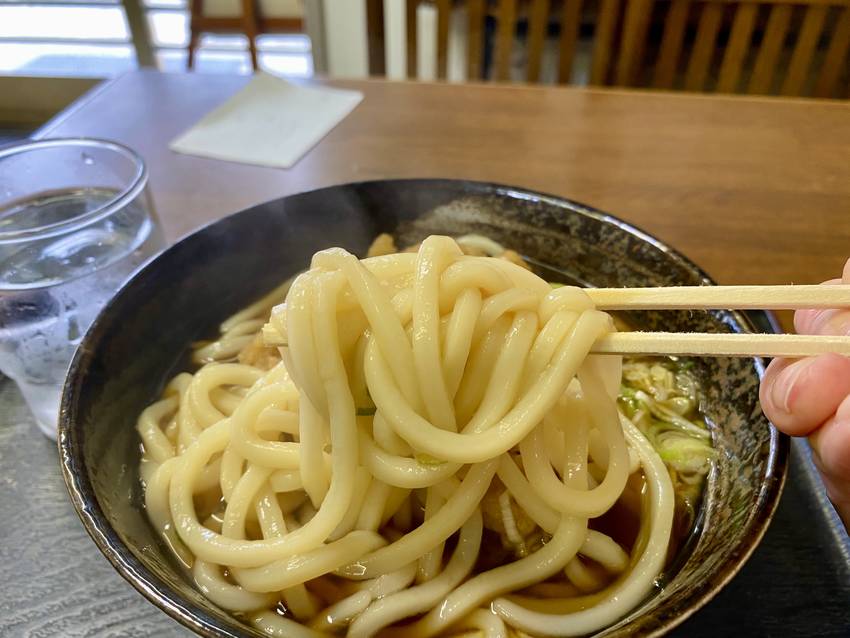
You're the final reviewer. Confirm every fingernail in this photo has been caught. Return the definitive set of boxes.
[771,359,814,414]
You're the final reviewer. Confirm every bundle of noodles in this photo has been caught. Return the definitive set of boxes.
[137,235,675,637]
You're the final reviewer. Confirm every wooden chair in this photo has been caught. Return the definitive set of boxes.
[187,0,304,70]
[371,0,850,98]
[368,0,558,82]
[620,0,850,98]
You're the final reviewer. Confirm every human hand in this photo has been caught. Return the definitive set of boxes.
[759,260,850,530]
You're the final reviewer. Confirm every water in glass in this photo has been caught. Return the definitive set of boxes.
[0,140,164,438]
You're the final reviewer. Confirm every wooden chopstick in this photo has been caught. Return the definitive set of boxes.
[585,285,850,310]
[263,282,850,357]
[263,325,848,358]
[584,285,850,357]
[592,332,850,358]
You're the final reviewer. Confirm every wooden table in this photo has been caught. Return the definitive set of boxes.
[2,70,850,636]
[39,71,850,288]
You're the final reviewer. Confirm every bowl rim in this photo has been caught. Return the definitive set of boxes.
[57,177,790,638]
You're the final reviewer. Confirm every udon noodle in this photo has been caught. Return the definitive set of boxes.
[137,235,692,637]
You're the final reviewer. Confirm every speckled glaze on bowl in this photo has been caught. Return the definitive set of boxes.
[59,179,788,638]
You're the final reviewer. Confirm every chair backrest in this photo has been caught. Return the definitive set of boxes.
[392,0,571,82]
[370,0,850,99]
[624,0,850,98]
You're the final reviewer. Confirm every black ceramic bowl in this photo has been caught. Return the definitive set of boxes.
[59,179,788,637]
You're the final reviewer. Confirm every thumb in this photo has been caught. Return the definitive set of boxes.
[810,394,850,528]
[759,353,850,437]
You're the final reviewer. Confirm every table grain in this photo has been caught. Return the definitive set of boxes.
[3,70,850,637]
[37,71,850,290]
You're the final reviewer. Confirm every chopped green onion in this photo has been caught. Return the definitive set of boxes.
[619,357,714,505]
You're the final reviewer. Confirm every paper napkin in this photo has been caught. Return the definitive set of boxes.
[170,72,363,169]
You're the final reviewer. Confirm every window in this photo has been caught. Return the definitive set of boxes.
[0,0,312,78]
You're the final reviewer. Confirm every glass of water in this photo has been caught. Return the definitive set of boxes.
[0,138,164,439]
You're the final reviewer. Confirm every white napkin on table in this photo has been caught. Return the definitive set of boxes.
[170,72,363,169]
